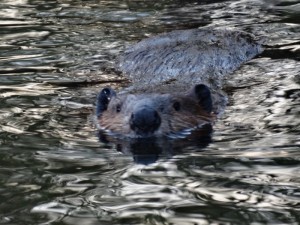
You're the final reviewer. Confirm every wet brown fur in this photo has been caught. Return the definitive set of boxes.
[98,90,214,138]
[98,28,263,137]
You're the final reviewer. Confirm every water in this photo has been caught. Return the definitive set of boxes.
[0,0,299,224]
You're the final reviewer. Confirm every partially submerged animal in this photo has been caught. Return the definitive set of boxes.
[96,28,263,138]
[97,84,214,138]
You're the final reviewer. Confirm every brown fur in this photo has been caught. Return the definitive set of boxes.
[98,28,263,138]
[98,91,214,138]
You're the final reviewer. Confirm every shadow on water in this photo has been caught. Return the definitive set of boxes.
[98,125,213,165]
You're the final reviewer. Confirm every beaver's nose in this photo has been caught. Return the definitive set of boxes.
[130,107,161,136]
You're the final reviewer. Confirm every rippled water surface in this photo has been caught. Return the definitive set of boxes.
[0,0,299,224]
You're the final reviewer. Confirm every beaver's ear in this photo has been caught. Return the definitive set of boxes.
[96,87,116,117]
[189,84,212,113]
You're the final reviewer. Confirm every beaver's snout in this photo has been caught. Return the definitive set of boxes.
[130,107,161,136]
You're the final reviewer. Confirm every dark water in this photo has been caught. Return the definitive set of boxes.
[0,0,299,224]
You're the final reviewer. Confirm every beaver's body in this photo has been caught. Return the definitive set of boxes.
[96,28,263,138]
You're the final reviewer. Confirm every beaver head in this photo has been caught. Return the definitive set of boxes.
[96,84,214,138]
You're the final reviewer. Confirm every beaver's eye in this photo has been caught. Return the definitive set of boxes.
[116,104,122,113]
[173,101,181,111]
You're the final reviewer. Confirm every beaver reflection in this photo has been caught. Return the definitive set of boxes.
[98,124,212,165]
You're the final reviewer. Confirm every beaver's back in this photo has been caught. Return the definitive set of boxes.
[117,28,264,91]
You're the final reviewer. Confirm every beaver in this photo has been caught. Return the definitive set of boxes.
[96,28,263,138]
[96,84,214,138]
